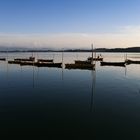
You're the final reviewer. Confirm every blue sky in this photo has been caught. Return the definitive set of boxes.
[0,0,140,48]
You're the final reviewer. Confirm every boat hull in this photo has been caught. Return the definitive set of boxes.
[8,61,21,64]
[75,60,91,64]
[65,64,95,70]
[101,61,125,67]
[35,62,62,68]
[125,59,140,64]
[14,57,35,62]
[20,62,35,66]
[37,59,53,63]
[0,58,6,61]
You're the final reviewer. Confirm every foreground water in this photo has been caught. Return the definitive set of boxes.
[0,52,140,139]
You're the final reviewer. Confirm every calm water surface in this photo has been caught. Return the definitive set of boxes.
[0,52,140,139]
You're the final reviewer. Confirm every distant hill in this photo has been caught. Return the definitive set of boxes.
[0,46,140,52]
[95,47,140,52]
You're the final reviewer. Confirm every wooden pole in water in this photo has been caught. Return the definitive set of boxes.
[94,47,96,60]
[53,54,55,60]
[62,49,64,65]
[91,44,93,64]
[124,53,127,61]
[6,47,9,80]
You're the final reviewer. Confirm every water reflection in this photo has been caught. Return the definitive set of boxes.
[90,69,96,113]
[0,52,140,139]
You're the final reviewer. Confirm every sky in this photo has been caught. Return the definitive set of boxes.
[0,0,140,49]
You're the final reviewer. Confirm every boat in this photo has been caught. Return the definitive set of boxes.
[29,56,35,61]
[65,63,95,70]
[19,60,62,68]
[0,58,6,61]
[125,59,140,64]
[75,60,91,64]
[20,61,35,66]
[8,60,21,64]
[65,44,95,70]
[100,61,125,67]
[8,57,62,68]
[87,51,103,61]
[14,56,35,62]
[37,59,53,63]
[88,57,103,61]
[35,62,62,68]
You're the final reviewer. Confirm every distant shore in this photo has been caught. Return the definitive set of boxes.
[0,47,140,53]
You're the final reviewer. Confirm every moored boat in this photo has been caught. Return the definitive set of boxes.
[14,56,35,62]
[0,58,6,61]
[35,62,62,68]
[75,60,91,64]
[65,63,95,70]
[125,59,140,64]
[8,60,21,64]
[20,61,62,68]
[20,61,35,66]
[37,59,53,63]
[65,44,95,70]
[100,61,125,67]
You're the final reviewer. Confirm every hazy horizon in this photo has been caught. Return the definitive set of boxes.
[0,0,140,49]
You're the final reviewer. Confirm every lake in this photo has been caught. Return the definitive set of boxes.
[0,52,140,139]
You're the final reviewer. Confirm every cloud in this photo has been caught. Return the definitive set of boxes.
[0,25,140,49]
